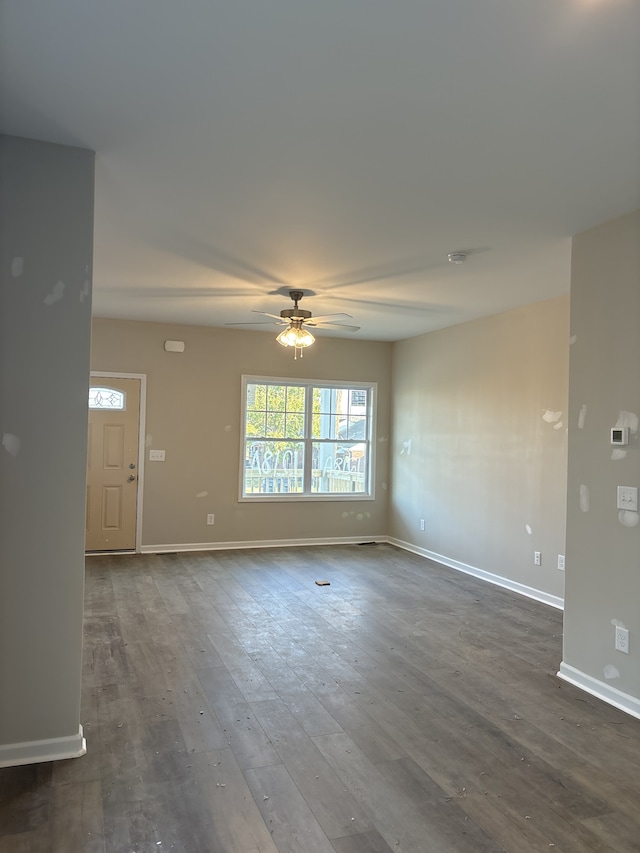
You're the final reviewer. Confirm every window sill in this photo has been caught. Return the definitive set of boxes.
[238,493,376,503]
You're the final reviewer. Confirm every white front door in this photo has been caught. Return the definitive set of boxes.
[86,377,140,551]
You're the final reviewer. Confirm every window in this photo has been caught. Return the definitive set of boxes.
[241,377,375,500]
[88,387,125,410]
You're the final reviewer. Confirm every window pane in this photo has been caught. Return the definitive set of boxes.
[244,440,305,494]
[311,442,368,494]
[89,387,125,410]
[350,389,367,409]
[265,412,285,438]
[312,403,340,439]
[285,412,304,439]
[344,415,367,440]
[286,386,305,410]
[267,385,287,412]
[246,410,266,437]
[313,412,341,439]
[247,383,264,411]
[314,387,336,416]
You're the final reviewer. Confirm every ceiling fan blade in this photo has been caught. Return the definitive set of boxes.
[317,294,450,313]
[252,310,285,320]
[307,321,360,332]
[106,286,260,299]
[308,312,354,322]
[225,320,287,327]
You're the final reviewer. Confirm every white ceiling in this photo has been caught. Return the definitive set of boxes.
[1,1,639,341]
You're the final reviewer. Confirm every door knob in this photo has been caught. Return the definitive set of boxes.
[129,463,136,469]
[127,474,136,482]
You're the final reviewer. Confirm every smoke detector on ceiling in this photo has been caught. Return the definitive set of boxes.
[447,252,467,264]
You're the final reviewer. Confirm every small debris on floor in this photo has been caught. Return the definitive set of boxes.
[315,580,330,586]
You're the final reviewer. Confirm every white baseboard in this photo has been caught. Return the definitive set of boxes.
[557,662,640,720]
[140,535,387,554]
[388,537,564,610]
[0,725,86,768]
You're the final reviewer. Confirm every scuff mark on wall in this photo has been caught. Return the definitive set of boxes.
[611,618,627,629]
[525,524,533,535]
[553,422,564,430]
[611,448,627,461]
[618,510,639,528]
[2,433,21,457]
[615,410,639,434]
[542,410,562,424]
[11,257,23,277]
[196,491,208,498]
[579,484,589,512]
[80,279,90,303]
[578,404,587,430]
[43,280,66,306]
[224,425,231,432]
[145,435,153,447]
[569,335,577,345]
[381,482,387,490]
[400,439,411,455]
[603,664,620,680]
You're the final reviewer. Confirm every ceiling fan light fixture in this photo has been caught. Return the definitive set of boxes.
[276,322,315,358]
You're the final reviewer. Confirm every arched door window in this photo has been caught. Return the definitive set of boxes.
[88,387,126,410]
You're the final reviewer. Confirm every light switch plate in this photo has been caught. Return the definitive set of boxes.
[617,486,638,512]
[149,449,166,461]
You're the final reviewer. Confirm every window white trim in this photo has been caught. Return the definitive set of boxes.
[239,375,377,502]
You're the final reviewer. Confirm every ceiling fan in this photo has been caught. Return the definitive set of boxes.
[226,290,360,358]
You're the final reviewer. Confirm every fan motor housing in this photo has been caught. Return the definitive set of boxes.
[280,308,312,320]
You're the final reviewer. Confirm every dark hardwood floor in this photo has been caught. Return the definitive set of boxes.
[2,545,640,852]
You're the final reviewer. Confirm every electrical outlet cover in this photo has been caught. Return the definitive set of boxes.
[615,626,629,654]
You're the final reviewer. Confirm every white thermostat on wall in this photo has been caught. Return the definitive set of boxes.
[611,427,629,446]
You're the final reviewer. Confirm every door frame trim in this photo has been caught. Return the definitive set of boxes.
[90,371,147,553]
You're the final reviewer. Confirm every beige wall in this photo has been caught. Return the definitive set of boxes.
[91,319,392,548]
[390,296,569,603]
[562,210,640,707]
